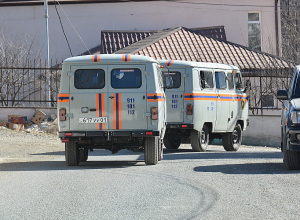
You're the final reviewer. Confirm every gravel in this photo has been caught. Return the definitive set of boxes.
[0,127,64,163]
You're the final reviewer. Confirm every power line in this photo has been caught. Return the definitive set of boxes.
[54,0,73,56]
[55,0,91,55]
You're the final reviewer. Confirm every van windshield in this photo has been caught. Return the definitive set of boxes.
[74,69,105,89]
[111,69,142,88]
[291,73,300,99]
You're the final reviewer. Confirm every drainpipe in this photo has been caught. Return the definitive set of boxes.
[275,0,280,56]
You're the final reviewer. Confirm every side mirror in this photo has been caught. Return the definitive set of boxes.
[277,89,288,100]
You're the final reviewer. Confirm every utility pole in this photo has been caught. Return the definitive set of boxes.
[44,0,51,107]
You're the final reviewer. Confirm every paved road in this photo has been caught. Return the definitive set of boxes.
[0,143,299,219]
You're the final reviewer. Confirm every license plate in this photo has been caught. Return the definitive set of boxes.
[79,117,107,124]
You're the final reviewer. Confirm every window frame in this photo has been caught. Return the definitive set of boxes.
[248,11,262,51]
[215,71,227,90]
[74,69,105,90]
[110,68,142,89]
[162,71,182,89]
[199,70,214,89]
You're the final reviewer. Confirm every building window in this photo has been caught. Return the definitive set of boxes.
[262,95,274,108]
[248,12,261,51]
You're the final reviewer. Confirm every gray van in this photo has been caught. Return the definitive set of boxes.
[58,54,166,166]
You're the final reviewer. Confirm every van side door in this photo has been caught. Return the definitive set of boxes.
[163,69,185,123]
[107,65,147,130]
[215,71,230,131]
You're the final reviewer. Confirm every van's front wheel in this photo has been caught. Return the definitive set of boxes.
[65,138,80,166]
[283,133,300,170]
[222,124,242,151]
[145,137,158,165]
[191,126,209,152]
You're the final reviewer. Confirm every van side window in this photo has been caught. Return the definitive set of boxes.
[111,69,142,88]
[74,69,105,89]
[227,72,234,90]
[215,72,227,89]
[199,71,213,89]
[163,72,181,89]
[235,73,243,90]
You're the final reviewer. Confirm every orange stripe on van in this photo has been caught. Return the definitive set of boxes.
[91,54,100,62]
[101,93,105,129]
[122,54,131,62]
[96,93,100,130]
[113,93,117,130]
[58,94,69,102]
[118,93,122,129]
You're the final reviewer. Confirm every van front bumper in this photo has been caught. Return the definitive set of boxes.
[59,130,160,138]
[288,129,300,152]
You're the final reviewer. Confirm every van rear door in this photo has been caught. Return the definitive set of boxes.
[107,65,147,130]
[164,69,185,123]
[69,65,108,131]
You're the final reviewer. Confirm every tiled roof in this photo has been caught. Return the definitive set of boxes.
[100,26,227,54]
[113,27,292,70]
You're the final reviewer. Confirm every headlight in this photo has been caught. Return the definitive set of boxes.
[291,111,300,124]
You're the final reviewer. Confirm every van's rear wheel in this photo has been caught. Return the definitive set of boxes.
[79,148,88,162]
[145,137,158,165]
[283,133,300,170]
[65,138,80,166]
[222,124,242,151]
[158,138,163,161]
[191,126,209,152]
[163,137,181,149]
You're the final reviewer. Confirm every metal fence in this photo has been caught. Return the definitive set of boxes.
[243,68,293,115]
[0,61,294,115]
[0,59,62,107]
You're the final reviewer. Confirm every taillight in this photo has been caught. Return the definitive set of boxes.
[61,138,69,143]
[59,108,66,121]
[187,104,193,115]
[151,107,158,120]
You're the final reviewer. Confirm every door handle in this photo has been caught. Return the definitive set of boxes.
[109,96,114,99]
[90,108,96,112]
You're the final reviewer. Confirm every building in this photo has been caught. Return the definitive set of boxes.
[0,0,282,61]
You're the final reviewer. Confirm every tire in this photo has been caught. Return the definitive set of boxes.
[163,136,181,149]
[191,125,209,152]
[65,138,80,166]
[158,138,163,161]
[222,124,242,151]
[145,137,158,165]
[283,133,300,170]
[79,148,88,162]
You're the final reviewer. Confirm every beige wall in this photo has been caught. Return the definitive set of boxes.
[0,0,280,61]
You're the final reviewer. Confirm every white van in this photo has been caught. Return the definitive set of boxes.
[159,60,249,152]
[58,54,166,166]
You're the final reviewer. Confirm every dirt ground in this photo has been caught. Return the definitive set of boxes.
[0,127,64,163]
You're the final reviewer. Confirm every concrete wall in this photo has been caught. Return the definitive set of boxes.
[0,0,280,61]
[0,106,281,147]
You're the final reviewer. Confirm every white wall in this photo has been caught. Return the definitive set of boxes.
[0,0,279,62]
[0,107,282,147]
